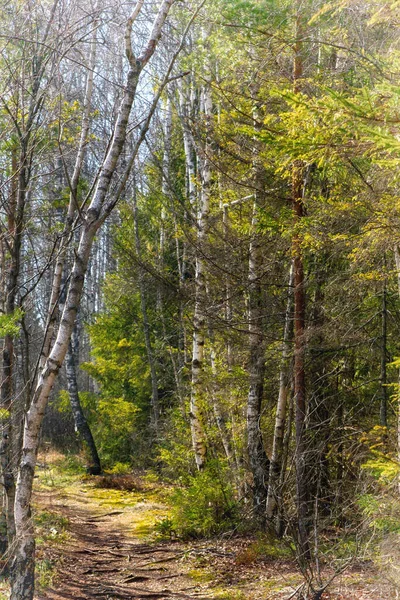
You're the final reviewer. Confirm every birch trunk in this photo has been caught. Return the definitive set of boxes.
[178,77,197,210]
[11,4,175,596]
[247,198,270,523]
[189,78,211,471]
[266,262,294,522]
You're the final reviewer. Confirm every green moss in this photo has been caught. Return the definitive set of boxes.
[211,589,246,599]
[188,568,214,583]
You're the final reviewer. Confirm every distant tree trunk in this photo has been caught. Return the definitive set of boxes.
[380,272,388,428]
[65,327,101,475]
[293,159,310,560]
[335,394,344,522]
[266,262,294,523]
[292,4,310,561]
[132,189,160,433]
[207,319,235,473]
[276,390,294,537]
[247,197,270,524]
[189,77,211,471]
[308,261,331,518]
[0,144,20,548]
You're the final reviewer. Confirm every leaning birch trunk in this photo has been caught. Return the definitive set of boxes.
[266,262,294,523]
[40,18,97,371]
[247,197,270,524]
[10,3,175,597]
[189,79,211,471]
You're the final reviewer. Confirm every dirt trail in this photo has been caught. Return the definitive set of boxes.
[31,458,398,600]
[35,488,210,600]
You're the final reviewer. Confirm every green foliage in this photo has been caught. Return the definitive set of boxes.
[154,516,175,539]
[170,464,238,538]
[107,462,132,475]
[0,308,23,337]
[79,281,153,465]
[158,407,195,480]
[36,558,56,589]
[360,426,400,484]
[358,493,400,535]
[361,457,400,485]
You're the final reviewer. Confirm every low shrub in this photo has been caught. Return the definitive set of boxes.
[170,464,238,538]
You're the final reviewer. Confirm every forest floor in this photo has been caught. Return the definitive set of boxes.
[4,452,392,600]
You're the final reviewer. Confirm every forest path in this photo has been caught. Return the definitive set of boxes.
[33,456,212,600]
[31,454,397,600]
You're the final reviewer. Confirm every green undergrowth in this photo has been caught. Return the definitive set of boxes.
[33,508,70,589]
[36,452,86,492]
[169,465,239,539]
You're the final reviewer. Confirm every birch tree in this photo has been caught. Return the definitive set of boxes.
[9,1,189,596]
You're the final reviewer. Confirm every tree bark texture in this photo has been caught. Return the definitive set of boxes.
[266,262,294,523]
[189,79,212,471]
[10,3,175,597]
[247,198,270,523]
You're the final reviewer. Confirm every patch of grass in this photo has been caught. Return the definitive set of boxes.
[36,452,86,492]
[130,503,170,539]
[36,558,56,588]
[235,535,293,565]
[188,568,214,583]
[211,589,246,600]
[93,474,145,492]
[87,485,143,508]
[34,509,70,547]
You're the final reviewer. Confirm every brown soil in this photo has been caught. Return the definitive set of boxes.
[35,490,210,600]
[31,467,399,600]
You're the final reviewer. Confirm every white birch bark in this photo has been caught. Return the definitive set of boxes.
[246,197,270,522]
[11,3,175,597]
[40,19,97,371]
[266,262,294,522]
[178,77,197,210]
[189,79,212,471]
